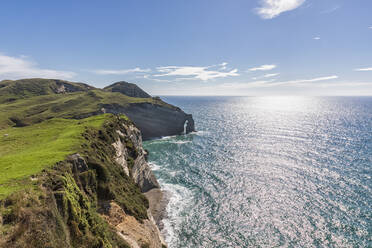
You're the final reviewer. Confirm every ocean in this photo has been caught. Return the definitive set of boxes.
[143,96,372,248]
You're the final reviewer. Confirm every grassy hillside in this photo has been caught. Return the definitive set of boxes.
[0,115,107,199]
[0,79,175,129]
[0,114,149,248]
[0,78,93,104]
[0,78,172,247]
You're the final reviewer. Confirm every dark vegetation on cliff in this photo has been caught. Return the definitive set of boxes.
[0,78,179,247]
[104,81,151,98]
[0,115,149,247]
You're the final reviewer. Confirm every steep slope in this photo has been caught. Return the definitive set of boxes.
[0,114,166,248]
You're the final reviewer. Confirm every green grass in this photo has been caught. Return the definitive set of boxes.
[0,115,108,198]
[0,78,93,103]
[0,89,172,129]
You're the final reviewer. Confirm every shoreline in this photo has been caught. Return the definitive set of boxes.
[144,188,171,232]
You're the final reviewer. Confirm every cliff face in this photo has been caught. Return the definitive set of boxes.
[0,115,166,248]
[103,102,195,140]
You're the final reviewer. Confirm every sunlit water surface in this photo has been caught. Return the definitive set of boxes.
[143,96,372,248]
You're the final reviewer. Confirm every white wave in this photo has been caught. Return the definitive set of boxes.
[192,130,209,136]
[159,181,193,247]
[160,135,178,140]
[148,162,161,171]
[169,140,192,145]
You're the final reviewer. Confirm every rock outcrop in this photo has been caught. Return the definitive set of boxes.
[102,81,195,140]
[112,123,160,192]
[103,102,195,140]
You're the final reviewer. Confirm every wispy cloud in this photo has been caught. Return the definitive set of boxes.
[320,5,341,14]
[313,37,321,40]
[355,67,372,71]
[143,74,172,83]
[221,75,338,90]
[249,64,277,71]
[0,53,76,79]
[256,0,306,19]
[154,63,239,81]
[93,67,150,75]
[269,75,338,86]
[369,26,372,29]
[252,73,279,80]
[263,73,280,78]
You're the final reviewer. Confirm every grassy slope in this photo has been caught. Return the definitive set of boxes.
[0,78,175,199]
[0,114,147,248]
[0,79,169,247]
[0,115,107,199]
[0,78,93,104]
[0,89,174,129]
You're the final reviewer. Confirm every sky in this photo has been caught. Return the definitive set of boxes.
[0,0,371,96]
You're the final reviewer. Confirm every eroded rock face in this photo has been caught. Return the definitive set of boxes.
[103,202,166,248]
[104,102,195,140]
[112,123,160,192]
[67,153,89,173]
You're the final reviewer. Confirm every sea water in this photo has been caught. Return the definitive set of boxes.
[143,96,372,248]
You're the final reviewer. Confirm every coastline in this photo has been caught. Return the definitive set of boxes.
[144,188,171,231]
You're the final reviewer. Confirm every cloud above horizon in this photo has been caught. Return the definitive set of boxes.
[249,64,277,71]
[269,75,338,86]
[93,67,151,75]
[355,67,372,71]
[256,0,305,19]
[0,54,76,80]
[221,75,339,90]
[153,63,239,81]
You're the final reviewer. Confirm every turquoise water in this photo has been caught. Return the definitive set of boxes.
[143,96,372,248]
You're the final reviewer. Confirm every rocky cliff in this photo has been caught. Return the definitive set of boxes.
[103,81,195,140]
[103,102,195,140]
[0,115,167,248]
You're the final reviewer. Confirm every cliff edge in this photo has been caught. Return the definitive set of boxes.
[0,115,167,248]
[0,78,193,247]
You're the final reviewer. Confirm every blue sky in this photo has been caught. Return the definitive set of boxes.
[0,0,371,95]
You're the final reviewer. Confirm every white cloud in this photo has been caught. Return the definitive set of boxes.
[143,74,172,83]
[154,63,239,81]
[269,75,338,86]
[313,37,321,40]
[263,73,280,78]
[252,73,279,80]
[256,0,306,19]
[369,26,372,29]
[0,53,76,79]
[355,67,372,71]
[93,67,150,75]
[249,64,277,71]
[320,5,341,14]
[220,62,228,69]
[221,75,338,90]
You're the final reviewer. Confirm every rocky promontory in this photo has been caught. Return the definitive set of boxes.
[0,78,193,247]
